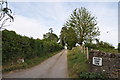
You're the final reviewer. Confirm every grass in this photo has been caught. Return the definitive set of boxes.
[67,47,89,78]
[79,72,106,79]
[98,48,119,54]
[67,47,107,79]
[2,50,62,73]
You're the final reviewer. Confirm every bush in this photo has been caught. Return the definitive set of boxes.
[85,42,118,53]
[79,72,106,79]
[2,29,63,65]
[85,43,98,49]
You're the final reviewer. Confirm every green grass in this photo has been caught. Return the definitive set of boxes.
[2,50,62,73]
[98,48,119,54]
[67,47,88,78]
[79,72,106,79]
[67,47,107,79]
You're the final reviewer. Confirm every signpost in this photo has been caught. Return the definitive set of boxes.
[93,57,102,66]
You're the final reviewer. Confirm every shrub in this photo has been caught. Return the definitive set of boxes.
[2,29,63,65]
[79,72,106,79]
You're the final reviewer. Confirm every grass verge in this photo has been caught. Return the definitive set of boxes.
[2,50,62,73]
[67,47,88,78]
[98,48,119,54]
[67,47,107,79]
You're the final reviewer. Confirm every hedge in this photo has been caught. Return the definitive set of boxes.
[2,29,63,65]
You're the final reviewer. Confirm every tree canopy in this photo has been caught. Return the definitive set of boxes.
[64,7,100,45]
[60,27,77,50]
[43,28,59,43]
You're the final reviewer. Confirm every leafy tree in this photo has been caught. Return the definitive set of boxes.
[43,32,59,42]
[60,27,68,46]
[60,27,77,50]
[43,28,59,43]
[49,28,53,41]
[64,7,100,45]
[0,0,14,30]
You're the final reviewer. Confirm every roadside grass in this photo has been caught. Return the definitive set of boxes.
[97,48,119,54]
[67,47,107,79]
[67,47,88,78]
[2,50,62,73]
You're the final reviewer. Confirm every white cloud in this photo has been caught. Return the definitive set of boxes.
[6,15,48,39]
[6,2,118,48]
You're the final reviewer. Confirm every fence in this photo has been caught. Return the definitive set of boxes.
[79,45,89,60]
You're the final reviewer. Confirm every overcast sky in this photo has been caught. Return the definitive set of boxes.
[5,2,118,48]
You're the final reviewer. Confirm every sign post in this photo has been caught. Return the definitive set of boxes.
[93,57,102,66]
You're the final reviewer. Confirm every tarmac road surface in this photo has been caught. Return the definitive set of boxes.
[3,50,68,78]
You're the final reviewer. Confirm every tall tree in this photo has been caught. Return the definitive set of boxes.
[64,7,100,45]
[60,27,67,46]
[43,28,59,43]
[60,27,77,50]
[49,28,53,41]
[0,0,14,30]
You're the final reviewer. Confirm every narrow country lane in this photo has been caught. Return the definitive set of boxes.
[3,50,68,78]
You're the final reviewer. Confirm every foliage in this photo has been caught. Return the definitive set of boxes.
[64,7,100,45]
[0,1,14,30]
[43,32,59,42]
[85,43,97,49]
[67,47,108,79]
[67,47,88,78]
[60,27,77,50]
[85,40,115,49]
[79,72,106,79]
[85,41,118,53]
[2,29,63,65]
[97,41,115,49]
[43,28,59,42]
[60,27,67,46]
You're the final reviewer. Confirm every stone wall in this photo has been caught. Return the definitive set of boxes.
[89,50,120,79]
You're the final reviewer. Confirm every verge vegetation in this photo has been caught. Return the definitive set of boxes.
[67,47,107,79]
[67,47,88,78]
[3,51,61,73]
[2,29,63,72]
[85,42,118,54]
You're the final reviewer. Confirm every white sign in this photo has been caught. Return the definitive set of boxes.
[93,57,102,66]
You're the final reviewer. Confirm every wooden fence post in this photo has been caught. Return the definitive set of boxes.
[83,46,85,54]
[86,47,89,60]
